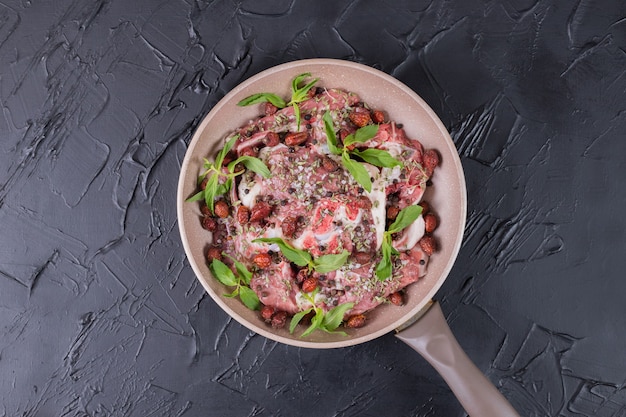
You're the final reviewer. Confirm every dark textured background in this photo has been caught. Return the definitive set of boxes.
[1,1,625,416]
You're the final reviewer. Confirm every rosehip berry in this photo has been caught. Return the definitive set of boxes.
[214,200,230,218]
[253,253,272,269]
[345,314,366,328]
[389,291,404,306]
[301,277,318,293]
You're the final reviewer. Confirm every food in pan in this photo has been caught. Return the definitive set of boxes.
[187,73,440,336]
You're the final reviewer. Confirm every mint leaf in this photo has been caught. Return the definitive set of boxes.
[322,302,354,332]
[388,205,423,234]
[204,174,220,213]
[290,308,313,333]
[215,135,238,169]
[323,111,341,155]
[253,237,311,267]
[290,73,318,104]
[228,155,271,178]
[294,102,301,131]
[223,288,239,298]
[214,178,231,197]
[342,152,372,192]
[301,308,324,337]
[238,286,260,310]
[211,257,259,310]
[313,251,349,274]
[375,206,422,281]
[291,73,310,95]
[185,189,205,203]
[344,124,379,146]
[237,93,286,108]
[224,254,253,285]
[350,148,403,169]
[210,259,238,287]
[375,238,393,281]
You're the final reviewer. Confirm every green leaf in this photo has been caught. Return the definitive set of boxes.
[215,135,238,169]
[350,148,403,169]
[237,93,286,108]
[252,237,311,267]
[290,308,313,333]
[354,124,379,143]
[322,302,354,332]
[291,73,310,94]
[375,243,393,281]
[323,111,341,155]
[342,152,372,192]
[223,288,239,298]
[214,179,230,197]
[388,205,423,234]
[313,251,349,273]
[204,174,220,213]
[229,156,271,178]
[289,73,318,104]
[185,189,205,203]
[224,254,253,285]
[210,259,238,287]
[344,124,379,146]
[301,308,324,337]
[293,103,301,131]
[238,286,261,310]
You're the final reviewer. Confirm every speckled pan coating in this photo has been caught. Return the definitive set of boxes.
[177,59,467,348]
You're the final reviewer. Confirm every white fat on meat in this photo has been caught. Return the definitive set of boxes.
[360,163,386,250]
[393,214,425,252]
[238,180,263,208]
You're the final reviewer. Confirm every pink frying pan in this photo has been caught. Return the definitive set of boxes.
[177,59,519,416]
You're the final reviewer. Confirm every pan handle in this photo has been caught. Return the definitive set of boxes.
[395,301,519,417]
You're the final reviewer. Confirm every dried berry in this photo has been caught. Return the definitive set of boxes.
[264,102,278,116]
[271,311,288,328]
[423,149,440,177]
[321,156,339,172]
[371,110,385,124]
[239,146,258,157]
[201,216,217,232]
[200,204,211,217]
[214,200,230,218]
[389,291,404,306]
[253,253,272,269]
[264,131,280,146]
[281,215,297,238]
[349,111,372,127]
[418,201,430,214]
[249,201,272,223]
[419,235,436,256]
[284,132,309,146]
[260,305,275,322]
[345,314,366,328]
[302,277,318,293]
[387,205,400,221]
[206,246,222,262]
[424,213,438,234]
[237,205,251,224]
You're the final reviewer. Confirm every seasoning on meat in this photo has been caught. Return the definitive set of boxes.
[187,73,441,337]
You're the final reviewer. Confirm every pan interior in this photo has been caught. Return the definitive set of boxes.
[177,59,467,348]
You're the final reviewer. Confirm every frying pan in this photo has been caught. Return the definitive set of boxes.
[177,59,519,416]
